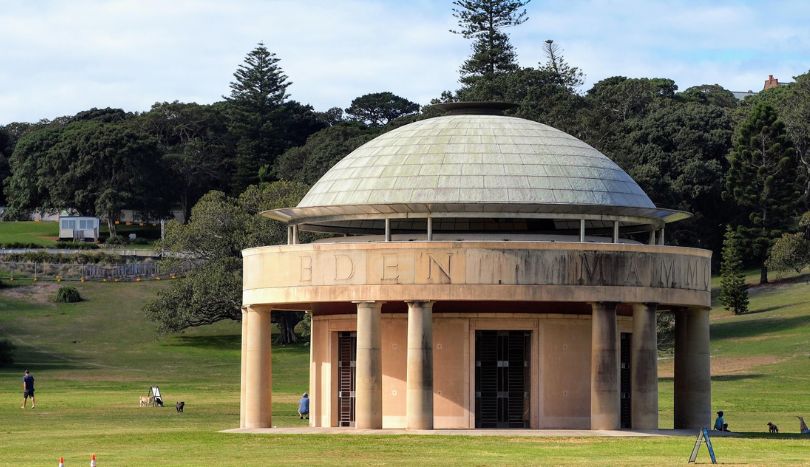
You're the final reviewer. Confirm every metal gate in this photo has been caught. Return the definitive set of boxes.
[620,332,632,429]
[475,330,530,428]
[337,331,356,427]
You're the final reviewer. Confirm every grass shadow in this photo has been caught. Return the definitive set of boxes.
[658,374,764,383]
[711,315,810,341]
[744,302,806,314]
[169,334,241,350]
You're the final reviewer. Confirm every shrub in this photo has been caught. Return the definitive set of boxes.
[0,339,15,365]
[0,242,45,249]
[130,237,150,245]
[104,235,126,245]
[55,286,82,303]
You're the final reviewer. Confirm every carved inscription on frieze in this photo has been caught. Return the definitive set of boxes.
[267,247,710,292]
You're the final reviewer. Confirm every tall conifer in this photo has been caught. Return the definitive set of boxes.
[451,0,530,87]
[724,102,804,283]
[225,43,290,191]
[720,226,749,315]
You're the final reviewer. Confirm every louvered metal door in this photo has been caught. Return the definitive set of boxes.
[620,332,631,429]
[337,331,356,427]
[475,330,530,428]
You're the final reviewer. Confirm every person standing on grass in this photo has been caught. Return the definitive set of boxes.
[298,392,309,420]
[21,369,35,409]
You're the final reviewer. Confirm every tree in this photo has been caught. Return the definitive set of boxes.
[451,0,530,87]
[137,101,234,220]
[782,71,810,205]
[145,181,310,343]
[724,103,804,283]
[540,39,584,91]
[274,123,379,184]
[4,119,169,235]
[225,43,291,191]
[766,212,810,274]
[345,92,420,127]
[4,124,67,219]
[720,226,749,315]
[680,84,739,109]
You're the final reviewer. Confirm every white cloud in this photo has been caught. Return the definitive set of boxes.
[1,0,809,123]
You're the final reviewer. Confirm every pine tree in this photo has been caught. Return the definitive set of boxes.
[451,0,530,87]
[225,43,291,192]
[724,102,805,284]
[720,226,749,315]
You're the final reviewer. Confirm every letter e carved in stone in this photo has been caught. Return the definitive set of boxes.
[382,255,399,283]
[300,256,312,283]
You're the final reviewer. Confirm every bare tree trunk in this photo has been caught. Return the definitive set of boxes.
[273,311,303,345]
[760,264,769,285]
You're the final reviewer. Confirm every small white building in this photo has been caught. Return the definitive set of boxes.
[58,216,100,241]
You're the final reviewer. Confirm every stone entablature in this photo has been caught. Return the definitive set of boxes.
[243,241,711,308]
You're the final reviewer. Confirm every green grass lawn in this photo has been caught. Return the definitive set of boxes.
[0,278,809,465]
[0,221,58,246]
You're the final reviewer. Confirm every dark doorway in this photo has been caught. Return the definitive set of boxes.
[475,330,530,428]
[620,332,631,429]
[337,331,356,427]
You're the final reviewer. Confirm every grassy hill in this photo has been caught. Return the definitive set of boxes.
[0,221,58,246]
[0,277,808,465]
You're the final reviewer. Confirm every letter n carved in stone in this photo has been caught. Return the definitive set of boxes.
[300,256,312,283]
[428,253,452,284]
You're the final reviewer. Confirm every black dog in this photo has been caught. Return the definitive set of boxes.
[176,401,185,413]
[768,422,779,433]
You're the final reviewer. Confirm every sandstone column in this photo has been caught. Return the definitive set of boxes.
[244,306,272,429]
[674,307,711,429]
[631,303,658,430]
[406,301,434,430]
[355,301,383,429]
[240,307,248,428]
[591,302,620,430]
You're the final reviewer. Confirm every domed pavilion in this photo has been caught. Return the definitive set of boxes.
[239,103,711,431]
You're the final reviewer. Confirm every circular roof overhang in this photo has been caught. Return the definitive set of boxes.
[263,202,690,234]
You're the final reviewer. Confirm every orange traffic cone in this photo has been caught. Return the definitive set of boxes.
[58,457,65,467]
[90,454,96,467]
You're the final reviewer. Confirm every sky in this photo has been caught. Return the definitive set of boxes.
[1,0,809,124]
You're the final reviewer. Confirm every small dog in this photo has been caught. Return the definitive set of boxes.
[176,401,185,413]
[139,396,150,407]
[768,422,779,433]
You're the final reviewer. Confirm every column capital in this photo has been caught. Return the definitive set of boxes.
[405,300,435,307]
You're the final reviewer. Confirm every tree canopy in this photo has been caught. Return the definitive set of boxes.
[345,92,420,127]
[451,0,530,87]
[144,181,309,342]
[724,103,805,283]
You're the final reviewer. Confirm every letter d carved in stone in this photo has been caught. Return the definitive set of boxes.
[334,254,355,281]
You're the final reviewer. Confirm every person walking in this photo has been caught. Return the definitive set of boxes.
[21,369,35,409]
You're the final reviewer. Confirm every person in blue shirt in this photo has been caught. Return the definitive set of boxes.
[298,393,309,420]
[714,411,728,431]
[21,369,35,409]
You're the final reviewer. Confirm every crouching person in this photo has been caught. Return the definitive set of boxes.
[298,392,309,420]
